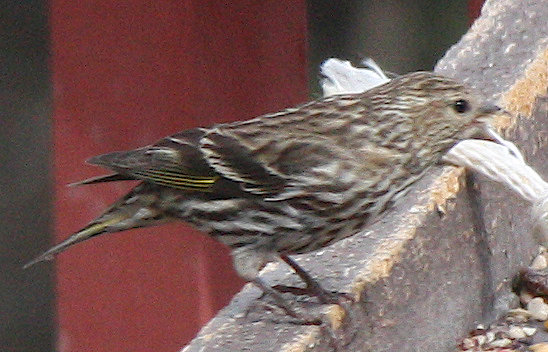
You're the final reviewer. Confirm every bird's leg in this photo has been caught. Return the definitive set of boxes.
[231,248,323,324]
[275,255,353,305]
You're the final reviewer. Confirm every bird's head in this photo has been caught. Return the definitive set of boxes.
[380,72,506,146]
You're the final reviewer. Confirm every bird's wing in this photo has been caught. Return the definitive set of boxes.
[84,128,221,191]
[200,130,288,195]
[202,125,404,206]
[81,126,289,196]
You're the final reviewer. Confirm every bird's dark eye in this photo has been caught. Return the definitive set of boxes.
[453,99,470,113]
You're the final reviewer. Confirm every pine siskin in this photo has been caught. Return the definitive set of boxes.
[26,72,502,320]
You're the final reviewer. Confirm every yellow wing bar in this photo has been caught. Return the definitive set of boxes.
[133,169,219,191]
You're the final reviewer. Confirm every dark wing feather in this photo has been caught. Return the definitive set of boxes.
[200,131,287,195]
[85,128,220,191]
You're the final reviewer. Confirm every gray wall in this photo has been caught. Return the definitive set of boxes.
[0,1,54,351]
[308,0,470,93]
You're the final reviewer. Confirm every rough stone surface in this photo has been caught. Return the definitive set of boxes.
[183,0,548,351]
[528,298,548,321]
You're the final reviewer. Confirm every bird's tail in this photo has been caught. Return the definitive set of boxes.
[24,184,167,269]
[23,216,127,268]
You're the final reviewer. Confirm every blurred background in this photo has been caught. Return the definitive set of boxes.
[1,0,483,351]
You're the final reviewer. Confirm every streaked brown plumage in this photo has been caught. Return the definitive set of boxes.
[26,72,501,319]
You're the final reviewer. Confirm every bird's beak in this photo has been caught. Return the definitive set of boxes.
[473,103,510,140]
[475,103,509,124]
[471,106,524,160]
[478,103,503,116]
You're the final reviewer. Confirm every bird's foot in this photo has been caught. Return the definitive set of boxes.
[272,284,353,305]
[251,278,322,325]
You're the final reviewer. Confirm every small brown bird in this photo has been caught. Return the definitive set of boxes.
[26,72,501,320]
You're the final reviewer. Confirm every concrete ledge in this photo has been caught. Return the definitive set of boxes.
[183,0,548,351]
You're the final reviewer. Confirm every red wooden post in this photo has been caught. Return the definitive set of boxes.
[468,0,486,22]
[50,1,307,351]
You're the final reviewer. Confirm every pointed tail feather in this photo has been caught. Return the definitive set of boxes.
[68,173,134,187]
[23,216,125,269]
[25,183,167,269]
